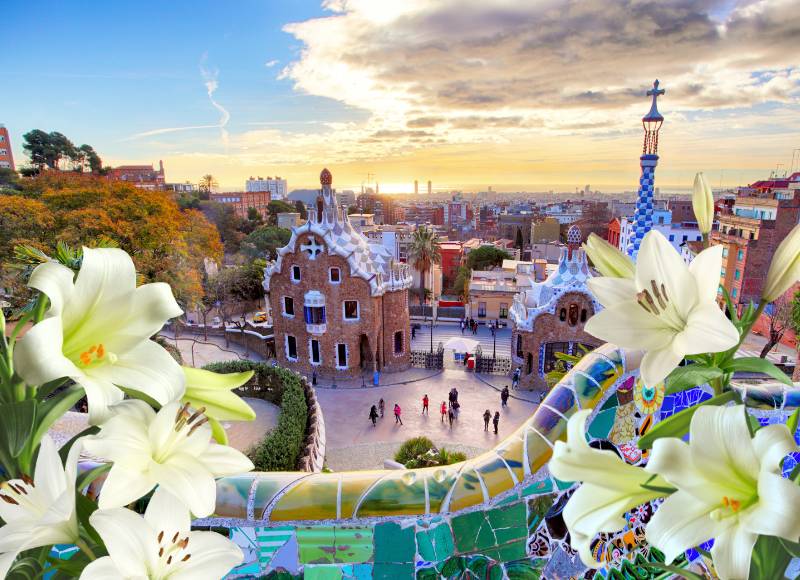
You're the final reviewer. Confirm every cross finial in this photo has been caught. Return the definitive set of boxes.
[644,79,665,121]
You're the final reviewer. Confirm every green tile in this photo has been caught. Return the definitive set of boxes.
[297,526,337,565]
[334,526,373,564]
[451,510,485,553]
[484,539,527,562]
[527,495,555,533]
[373,562,414,579]
[521,479,553,497]
[416,522,455,563]
[342,563,372,579]
[373,522,416,563]
[303,565,343,580]
[487,503,525,529]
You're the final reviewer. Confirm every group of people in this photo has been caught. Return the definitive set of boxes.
[460,318,479,335]
[367,385,512,435]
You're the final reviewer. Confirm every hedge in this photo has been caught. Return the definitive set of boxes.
[202,361,309,471]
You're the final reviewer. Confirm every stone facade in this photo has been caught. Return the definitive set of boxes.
[264,169,413,378]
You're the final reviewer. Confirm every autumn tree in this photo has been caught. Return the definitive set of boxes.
[240,225,291,260]
[198,174,218,194]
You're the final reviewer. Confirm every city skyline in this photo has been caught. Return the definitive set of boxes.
[3,0,799,191]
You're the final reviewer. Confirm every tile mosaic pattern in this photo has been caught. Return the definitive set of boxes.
[626,156,658,259]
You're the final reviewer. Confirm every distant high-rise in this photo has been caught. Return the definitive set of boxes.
[0,125,15,171]
[414,180,418,195]
[247,176,288,199]
[427,180,432,195]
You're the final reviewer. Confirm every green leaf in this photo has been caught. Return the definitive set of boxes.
[750,535,792,580]
[721,356,793,386]
[58,425,99,464]
[75,491,103,545]
[665,364,723,395]
[780,538,800,558]
[644,562,705,580]
[0,400,37,457]
[638,390,737,450]
[76,463,111,491]
[721,284,740,324]
[30,385,85,453]
[787,408,799,437]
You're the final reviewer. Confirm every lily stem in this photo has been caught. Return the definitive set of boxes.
[75,538,97,561]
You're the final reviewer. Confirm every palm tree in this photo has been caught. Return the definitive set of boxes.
[408,225,441,305]
[199,174,218,193]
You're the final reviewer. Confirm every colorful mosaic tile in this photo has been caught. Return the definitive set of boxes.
[373,522,416,563]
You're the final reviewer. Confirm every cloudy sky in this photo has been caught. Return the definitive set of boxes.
[3,0,799,192]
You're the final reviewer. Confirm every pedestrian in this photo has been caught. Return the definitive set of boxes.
[453,387,459,404]
[501,386,509,407]
[448,388,456,406]
[422,394,429,415]
[412,326,416,339]
[394,403,403,425]
[452,400,460,420]
[493,411,500,434]
[483,409,491,431]
[512,367,521,390]
[311,369,317,386]
[440,401,447,422]
[490,320,495,336]
[448,406,455,428]
[473,321,478,335]
[460,319,465,335]
[373,369,380,386]
[369,405,379,426]
[379,398,385,418]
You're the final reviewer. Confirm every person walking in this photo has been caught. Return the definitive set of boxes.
[422,394,429,415]
[394,403,403,425]
[311,369,317,386]
[460,319,466,335]
[379,398,385,418]
[512,367,521,390]
[448,406,455,428]
[501,386,510,407]
[369,405,379,427]
[440,401,447,422]
[453,387,459,405]
[483,409,491,431]
[412,326,417,340]
[493,411,500,434]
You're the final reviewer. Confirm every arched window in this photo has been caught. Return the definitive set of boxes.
[526,353,533,375]
[580,308,587,323]
[515,334,523,358]
[568,304,579,326]
[559,308,567,322]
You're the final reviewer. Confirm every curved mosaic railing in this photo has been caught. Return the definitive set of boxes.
[207,343,635,525]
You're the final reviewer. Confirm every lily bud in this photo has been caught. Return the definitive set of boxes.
[762,223,800,302]
[691,172,715,235]
[583,233,635,278]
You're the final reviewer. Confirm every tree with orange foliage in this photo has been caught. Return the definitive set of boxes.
[1,173,223,310]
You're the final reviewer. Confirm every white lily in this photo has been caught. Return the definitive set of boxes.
[81,400,253,517]
[692,172,715,235]
[645,405,800,580]
[548,410,670,568]
[81,487,243,579]
[585,230,739,387]
[583,233,636,279]
[762,223,800,302]
[0,436,80,577]
[13,247,185,424]
[182,367,256,445]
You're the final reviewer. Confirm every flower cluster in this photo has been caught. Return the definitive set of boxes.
[0,248,255,578]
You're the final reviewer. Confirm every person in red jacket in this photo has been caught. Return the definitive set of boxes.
[440,401,447,422]
[422,394,429,415]
[394,403,403,425]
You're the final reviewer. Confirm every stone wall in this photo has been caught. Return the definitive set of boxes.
[512,291,600,391]
[296,375,326,473]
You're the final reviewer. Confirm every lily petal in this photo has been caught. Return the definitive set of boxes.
[711,524,757,580]
[647,437,726,504]
[584,302,675,351]
[143,488,190,546]
[674,303,739,356]
[587,277,637,308]
[149,455,217,517]
[635,230,698,318]
[33,436,68,502]
[97,465,156,510]
[200,444,255,478]
[740,472,800,541]
[13,316,80,386]
[688,244,724,299]
[79,556,125,579]
[167,531,244,580]
[640,345,684,388]
[89,507,157,577]
[78,374,126,426]
[27,261,75,316]
[645,491,720,565]
[752,423,798,474]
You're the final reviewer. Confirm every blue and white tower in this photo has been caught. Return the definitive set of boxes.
[627,79,666,258]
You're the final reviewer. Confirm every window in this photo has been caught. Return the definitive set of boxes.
[291,265,301,282]
[737,249,744,261]
[336,343,348,368]
[499,303,508,318]
[734,269,741,281]
[720,268,726,278]
[515,334,523,358]
[0,149,6,155]
[477,302,487,317]
[732,288,738,298]
[343,301,359,320]
[283,296,295,316]
[559,308,566,321]
[668,234,675,242]
[568,304,579,326]
[310,339,321,364]
[286,335,298,360]
[304,305,326,324]
[580,308,588,323]
[682,235,688,242]
[394,331,403,354]
[329,268,341,283]
[542,342,571,374]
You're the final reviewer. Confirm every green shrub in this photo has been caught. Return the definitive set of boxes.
[395,436,435,464]
[154,336,184,365]
[395,436,466,469]
[201,362,309,471]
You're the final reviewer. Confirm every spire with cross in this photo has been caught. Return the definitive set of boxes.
[626,79,666,258]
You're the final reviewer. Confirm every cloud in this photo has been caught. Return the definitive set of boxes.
[264,59,279,68]
[281,0,800,141]
[200,53,231,146]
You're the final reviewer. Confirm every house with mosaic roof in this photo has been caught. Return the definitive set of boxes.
[509,225,601,390]
[263,168,414,377]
